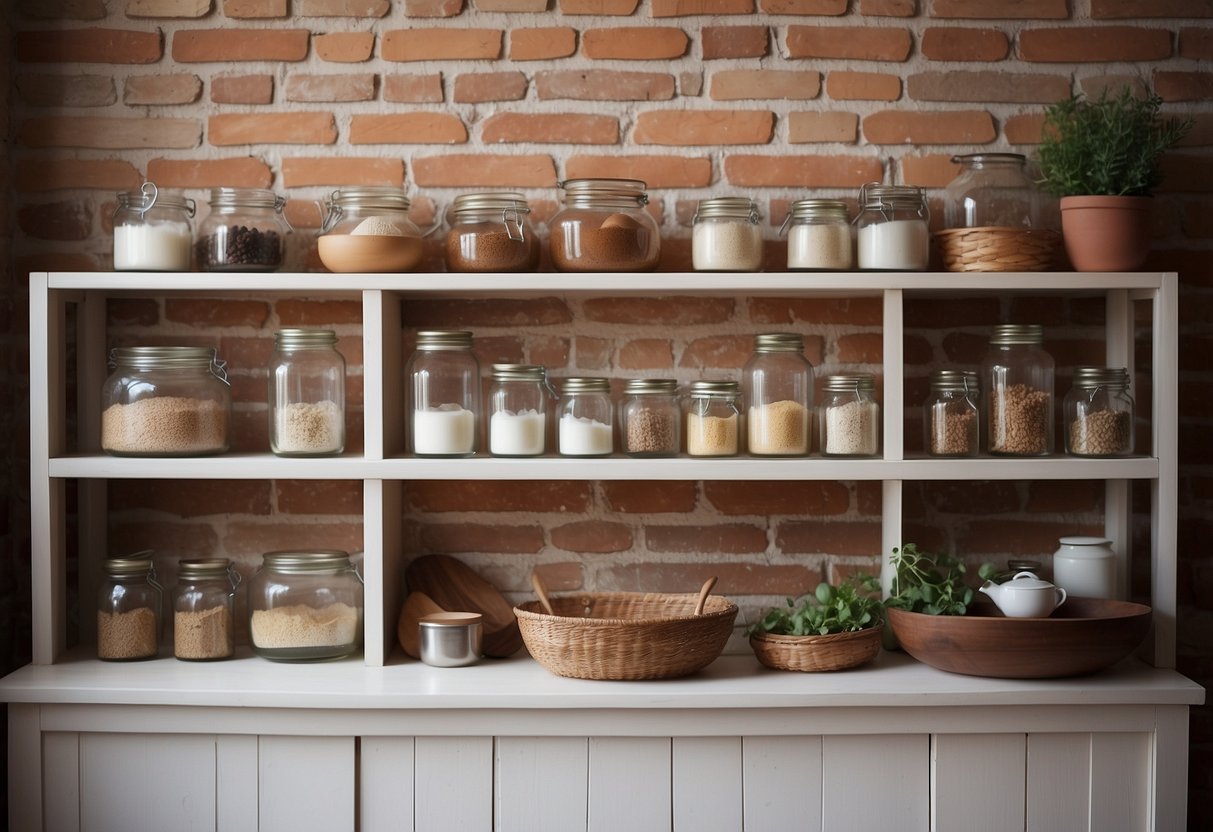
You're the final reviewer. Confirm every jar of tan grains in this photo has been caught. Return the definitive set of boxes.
[550,178,660,272]
[173,558,238,661]
[621,379,681,457]
[819,373,881,458]
[982,324,1054,456]
[101,346,231,457]
[925,370,980,457]
[269,329,346,457]
[1063,367,1134,457]
[98,553,163,661]
[783,199,853,270]
[685,380,741,457]
[692,197,763,272]
[743,333,814,456]
[445,192,540,273]
[248,550,364,662]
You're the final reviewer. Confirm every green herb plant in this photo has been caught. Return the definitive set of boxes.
[1037,86,1193,198]
[748,574,883,637]
[885,543,997,616]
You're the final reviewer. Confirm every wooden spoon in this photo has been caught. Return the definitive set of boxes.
[694,576,718,616]
[531,571,556,616]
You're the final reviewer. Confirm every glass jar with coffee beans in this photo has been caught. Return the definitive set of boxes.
[196,188,290,271]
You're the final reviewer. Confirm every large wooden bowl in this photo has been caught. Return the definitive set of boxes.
[886,597,1151,679]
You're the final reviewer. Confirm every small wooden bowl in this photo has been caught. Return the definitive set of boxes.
[887,597,1151,679]
[317,233,424,273]
[750,624,883,673]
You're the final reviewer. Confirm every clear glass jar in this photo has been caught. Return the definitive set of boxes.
[854,183,930,271]
[113,181,195,271]
[407,330,481,457]
[445,192,540,273]
[783,199,853,270]
[983,324,1054,456]
[248,550,364,662]
[550,178,660,272]
[743,333,813,457]
[196,187,290,272]
[944,153,1050,230]
[98,554,163,661]
[557,377,613,457]
[1053,536,1117,600]
[269,329,346,457]
[173,558,238,661]
[819,373,880,457]
[1064,367,1134,457]
[317,186,426,273]
[101,346,231,457]
[925,370,980,457]
[685,380,741,458]
[621,379,681,457]
[692,197,763,272]
[488,363,552,457]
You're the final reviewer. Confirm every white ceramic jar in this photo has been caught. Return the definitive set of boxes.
[1052,536,1117,599]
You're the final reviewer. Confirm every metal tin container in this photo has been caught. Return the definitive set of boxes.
[418,612,483,667]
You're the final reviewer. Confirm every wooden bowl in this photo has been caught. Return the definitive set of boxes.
[750,624,882,673]
[886,597,1151,679]
[317,233,424,273]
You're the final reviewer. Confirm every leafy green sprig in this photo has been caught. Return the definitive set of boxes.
[885,543,997,616]
[747,574,883,637]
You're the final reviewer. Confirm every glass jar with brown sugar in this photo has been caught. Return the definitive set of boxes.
[550,178,660,272]
[445,192,540,273]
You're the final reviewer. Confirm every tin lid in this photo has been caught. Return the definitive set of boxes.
[451,192,530,215]
[328,186,411,212]
[989,323,1044,345]
[419,611,483,627]
[560,376,611,394]
[103,555,156,578]
[415,330,474,350]
[178,558,233,579]
[950,152,1027,168]
[929,369,980,392]
[116,181,195,217]
[109,345,222,371]
[823,373,876,392]
[859,183,926,210]
[208,187,284,211]
[558,178,649,207]
[623,378,678,395]
[754,332,804,353]
[492,363,547,381]
[276,328,338,348]
[1070,366,1130,389]
[261,549,353,573]
[789,199,849,221]
[687,380,741,398]
[694,197,759,222]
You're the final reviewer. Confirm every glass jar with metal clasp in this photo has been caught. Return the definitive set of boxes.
[819,373,881,458]
[685,380,741,458]
[196,187,290,272]
[925,370,980,457]
[248,550,364,662]
[854,183,930,271]
[557,377,614,457]
[782,199,853,270]
[173,558,240,661]
[113,181,195,271]
[550,178,660,272]
[488,363,555,457]
[317,186,427,273]
[621,378,681,457]
[445,192,540,272]
[692,197,763,272]
[97,552,163,661]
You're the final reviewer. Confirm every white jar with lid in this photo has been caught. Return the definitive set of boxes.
[692,197,763,272]
[113,182,195,271]
[1052,536,1117,599]
[854,183,930,271]
[783,199,853,270]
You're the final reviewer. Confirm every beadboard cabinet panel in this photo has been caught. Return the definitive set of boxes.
[415,736,494,832]
[258,736,355,832]
[361,736,417,832]
[217,734,259,832]
[588,736,672,832]
[1089,733,1151,832]
[1026,733,1092,830]
[80,733,218,831]
[42,731,80,832]
[672,736,744,832]
[741,735,823,830]
[496,736,589,832]
[932,733,1026,832]
[823,734,930,831]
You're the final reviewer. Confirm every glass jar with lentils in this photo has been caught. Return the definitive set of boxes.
[1063,367,1134,457]
[925,370,980,457]
[982,324,1054,456]
[621,379,681,457]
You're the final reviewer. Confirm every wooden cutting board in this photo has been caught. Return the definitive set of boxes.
[404,555,523,658]
[396,591,445,659]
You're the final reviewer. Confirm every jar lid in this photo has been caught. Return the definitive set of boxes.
[754,332,804,353]
[109,345,221,371]
[823,373,876,392]
[1070,366,1130,389]
[789,199,849,221]
[116,182,195,216]
[208,187,284,210]
[859,183,926,210]
[694,197,758,222]
[1058,535,1113,547]
[178,558,232,579]
[623,378,678,395]
[999,571,1057,592]
[419,611,483,627]
[328,186,411,212]
[415,330,473,350]
[989,323,1044,345]
[929,369,980,392]
[560,376,611,394]
[451,192,531,215]
[1007,559,1043,572]
[261,549,353,573]
[103,555,156,578]
[558,178,649,207]
[687,380,740,398]
[492,363,547,381]
[276,328,338,348]
[950,152,1027,167]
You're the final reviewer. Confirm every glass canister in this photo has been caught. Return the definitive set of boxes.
[983,324,1054,456]
[445,192,540,273]
[944,153,1049,230]
[1053,536,1117,599]
[925,370,980,457]
[173,558,238,661]
[248,550,364,662]
[317,186,426,273]
[407,330,481,457]
[550,178,660,272]
[113,181,195,271]
[1064,367,1134,457]
[854,183,930,271]
[101,346,231,457]
[743,333,814,457]
[269,329,346,457]
[685,380,741,458]
[557,377,613,457]
[782,199,853,270]
[692,197,763,272]
[196,187,290,272]
[97,554,163,661]
[819,373,881,457]
[621,378,681,457]
[488,363,552,457]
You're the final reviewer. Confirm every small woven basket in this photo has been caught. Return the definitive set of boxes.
[933,226,1062,273]
[515,591,738,680]
[749,624,883,673]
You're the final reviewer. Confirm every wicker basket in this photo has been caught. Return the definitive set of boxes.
[749,624,883,673]
[933,226,1062,273]
[515,591,738,680]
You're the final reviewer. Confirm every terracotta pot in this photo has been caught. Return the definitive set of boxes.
[1059,195,1153,272]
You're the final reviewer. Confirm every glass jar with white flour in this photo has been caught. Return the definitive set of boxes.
[407,330,481,457]
[113,182,195,271]
[854,183,929,271]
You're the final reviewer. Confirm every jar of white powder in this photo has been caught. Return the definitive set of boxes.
[269,329,346,457]
[248,550,363,662]
[819,373,881,458]
[113,181,195,271]
[557,377,613,457]
[407,330,482,457]
[783,199,853,270]
[488,363,553,457]
[854,183,930,271]
[743,333,814,457]
[692,197,763,272]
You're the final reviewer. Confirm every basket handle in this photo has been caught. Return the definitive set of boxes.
[694,576,718,616]
[531,570,556,616]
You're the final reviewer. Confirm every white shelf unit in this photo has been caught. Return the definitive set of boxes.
[6,270,1202,832]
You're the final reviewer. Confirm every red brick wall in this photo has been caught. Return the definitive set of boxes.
[3,0,1213,823]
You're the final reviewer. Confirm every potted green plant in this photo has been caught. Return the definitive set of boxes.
[747,574,884,672]
[1037,86,1192,271]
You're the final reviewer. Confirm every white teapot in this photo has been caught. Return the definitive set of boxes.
[979,571,1067,619]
